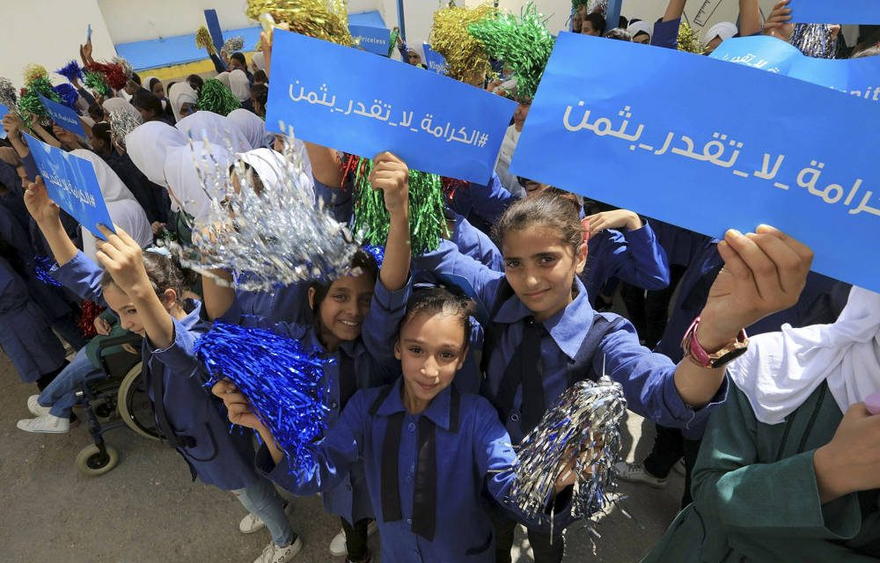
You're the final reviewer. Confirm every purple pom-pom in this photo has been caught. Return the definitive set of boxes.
[56,60,83,83]
[362,244,385,268]
[33,256,62,287]
[52,83,80,111]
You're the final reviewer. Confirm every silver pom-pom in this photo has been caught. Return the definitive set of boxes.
[171,127,360,291]
[791,23,835,59]
[509,376,627,524]
[112,56,134,79]
[108,109,142,146]
[0,77,17,108]
[222,36,245,54]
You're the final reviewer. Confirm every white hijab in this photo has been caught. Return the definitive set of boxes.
[251,52,266,71]
[168,81,198,122]
[237,147,314,201]
[226,108,273,149]
[628,20,654,40]
[703,21,738,45]
[729,286,880,425]
[71,149,153,261]
[176,110,251,154]
[125,121,188,187]
[228,69,251,103]
[163,141,233,222]
[216,71,231,87]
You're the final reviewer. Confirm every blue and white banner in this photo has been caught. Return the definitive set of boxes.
[423,43,448,75]
[266,30,516,184]
[0,103,8,140]
[511,33,880,293]
[38,95,86,137]
[350,25,392,56]
[712,36,880,102]
[791,0,880,24]
[24,134,113,238]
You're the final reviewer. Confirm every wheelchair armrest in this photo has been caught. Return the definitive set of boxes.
[96,333,143,351]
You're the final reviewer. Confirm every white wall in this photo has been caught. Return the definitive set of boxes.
[3,0,117,90]
[98,0,254,43]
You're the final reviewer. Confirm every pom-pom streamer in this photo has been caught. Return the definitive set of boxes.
[196,26,217,55]
[56,60,84,83]
[33,256,62,287]
[52,83,80,111]
[246,0,355,46]
[430,3,496,84]
[197,79,241,116]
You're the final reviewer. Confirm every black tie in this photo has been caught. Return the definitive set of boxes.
[495,316,545,433]
[337,349,357,411]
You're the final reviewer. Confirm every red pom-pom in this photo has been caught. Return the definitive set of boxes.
[441,176,469,200]
[87,61,128,91]
[78,300,105,338]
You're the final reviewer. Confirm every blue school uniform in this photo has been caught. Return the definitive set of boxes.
[0,256,66,382]
[447,208,503,271]
[52,252,261,490]
[447,173,516,234]
[582,222,670,304]
[651,18,682,50]
[314,177,354,225]
[234,273,312,325]
[256,379,540,562]
[220,278,409,524]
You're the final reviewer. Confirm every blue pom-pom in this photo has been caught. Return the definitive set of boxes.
[52,83,80,111]
[33,256,61,287]
[56,60,83,83]
[195,322,331,480]
[362,244,385,268]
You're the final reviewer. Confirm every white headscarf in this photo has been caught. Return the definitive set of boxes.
[729,286,880,425]
[216,71,231,87]
[703,21,738,45]
[237,147,314,201]
[627,20,654,40]
[125,121,188,187]
[228,69,251,103]
[251,52,266,71]
[102,97,142,124]
[226,108,272,149]
[163,142,234,222]
[70,149,153,261]
[176,110,250,154]
[168,82,198,122]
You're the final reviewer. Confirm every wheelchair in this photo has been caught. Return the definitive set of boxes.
[73,332,162,476]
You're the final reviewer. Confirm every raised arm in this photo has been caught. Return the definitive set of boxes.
[24,177,78,266]
[661,0,687,21]
[738,0,764,38]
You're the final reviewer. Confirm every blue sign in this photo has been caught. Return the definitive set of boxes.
[712,36,880,103]
[423,43,448,75]
[791,0,880,24]
[350,25,392,56]
[0,103,8,140]
[24,134,114,239]
[38,95,86,137]
[511,33,880,293]
[266,30,516,184]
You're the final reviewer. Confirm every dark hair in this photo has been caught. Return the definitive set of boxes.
[619,16,629,28]
[148,78,162,91]
[230,52,246,65]
[187,74,204,92]
[131,90,164,119]
[88,103,105,122]
[99,250,187,303]
[251,83,269,110]
[309,249,379,329]
[604,27,632,41]
[131,72,142,86]
[583,12,606,35]
[492,191,585,254]
[253,69,268,84]
[401,286,475,346]
[852,45,880,59]
[91,122,112,149]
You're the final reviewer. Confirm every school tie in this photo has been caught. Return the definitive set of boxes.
[496,316,546,433]
[337,349,357,411]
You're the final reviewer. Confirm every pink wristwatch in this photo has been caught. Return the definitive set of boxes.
[681,317,749,369]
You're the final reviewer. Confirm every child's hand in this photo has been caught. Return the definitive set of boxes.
[95,225,151,297]
[370,152,409,216]
[2,113,22,137]
[698,225,812,351]
[94,315,112,336]
[211,379,269,433]
[52,126,80,149]
[763,0,793,40]
[584,209,642,234]
[24,177,62,225]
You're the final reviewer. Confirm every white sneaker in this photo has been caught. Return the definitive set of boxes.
[614,461,667,488]
[17,414,70,434]
[254,537,303,563]
[27,395,52,417]
[240,502,292,534]
[329,520,379,557]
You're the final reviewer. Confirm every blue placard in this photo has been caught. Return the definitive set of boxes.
[712,36,880,102]
[423,43,448,75]
[38,95,86,137]
[791,0,880,24]
[0,103,8,140]
[24,134,114,239]
[510,33,880,293]
[350,25,392,56]
[266,30,516,184]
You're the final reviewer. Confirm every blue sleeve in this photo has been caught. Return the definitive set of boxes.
[255,387,371,495]
[219,295,309,341]
[651,18,681,50]
[605,222,671,291]
[596,317,727,430]
[449,174,516,227]
[209,53,227,74]
[51,251,105,305]
[146,318,202,376]
[451,216,504,272]
[313,176,353,225]
[77,87,96,107]
[361,277,412,375]
[21,152,39,182]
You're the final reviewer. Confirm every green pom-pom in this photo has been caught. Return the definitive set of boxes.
[17,76,61,126]
[350,157,447,255]
[84,71,112,97]
[197,79,240,116]
[468,3,555,101]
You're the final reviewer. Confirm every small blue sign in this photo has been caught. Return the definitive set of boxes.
[0,103,8,140]
[510,33,880,293]
[423,43,448,75]
[350,25,392,56]
[38,95,86,137]
[266,30,516,184]
[24,133,114,239]
[791,0,880,24]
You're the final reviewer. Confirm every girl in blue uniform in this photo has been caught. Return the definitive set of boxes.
[23,177,301,563]
[414,191,815,562]
[202,152,415,563]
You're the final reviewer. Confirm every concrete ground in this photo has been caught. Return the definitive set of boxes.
[0,351,683,562]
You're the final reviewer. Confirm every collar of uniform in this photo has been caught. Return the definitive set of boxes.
[183,298,207,330]
[493,277,595,361]
[305,327,359,358]
[375,378,457,431]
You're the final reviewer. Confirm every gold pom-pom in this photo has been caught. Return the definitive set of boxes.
[196,25,217,55]
[245,0,354,46]
[677,22,703,54]
[23,64,49,84]
[429,3,496,85]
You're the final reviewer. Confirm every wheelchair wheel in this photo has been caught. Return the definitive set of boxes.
[75,444,119,476]
[116,363,161,441]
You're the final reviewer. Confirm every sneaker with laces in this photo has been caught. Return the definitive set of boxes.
[254,537,303,563]
[240,502,293,534]
[613,461,667,488]
[27,395,52,417]
[17,414,70,434]
[329,520,378,557]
